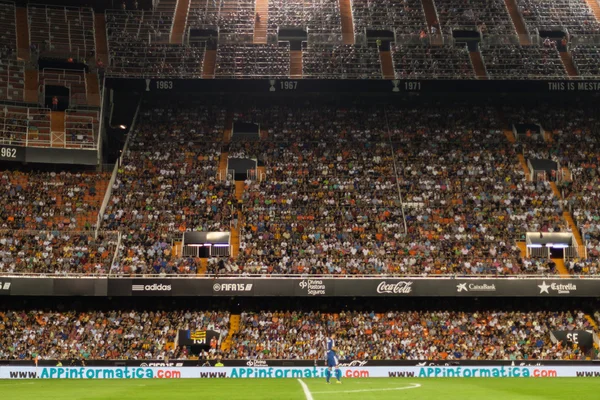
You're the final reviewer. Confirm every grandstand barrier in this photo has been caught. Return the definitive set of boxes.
[105,77,600,93]
[0,143,97,164]
[3,359,599,367]
[4,365,600,379]
[0,276,598,297]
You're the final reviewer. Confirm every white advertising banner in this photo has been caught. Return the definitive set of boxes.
[2,365,600,379]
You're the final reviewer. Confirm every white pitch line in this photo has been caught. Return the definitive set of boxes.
[311,382,422,394]
[297,378,315,400]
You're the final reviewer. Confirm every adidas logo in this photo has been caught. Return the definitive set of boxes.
[132,284,172,292]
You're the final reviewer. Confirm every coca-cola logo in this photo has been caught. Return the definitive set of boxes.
[376,281,413,294]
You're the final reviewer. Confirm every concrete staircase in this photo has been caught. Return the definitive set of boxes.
[380,51,395,79]
[86,73,101,106]
[221,314,241,351]
[564,211,584,246]
[50,111,65,147]
[584,0,600,21]
[549,181,562,199]
[219,152,229,181]
[24,70,38,103]
[171,0,191,44]
[253,0,269,44]
[202,50,217,78]
[94,14,110,65]
[420,0,440,31]
[552,258,571,277]
[290,50,303,78]
[16,8,30,61]
[504,0,531,45]
[560,52,579,78]
[198,258,208,275]
[517,154,531,180]
[470,51,488,79]
[585,314,599,330]
[504,129,516,143]
[516,241,527,258]
[230,211,241,259]
[339,0,355,45]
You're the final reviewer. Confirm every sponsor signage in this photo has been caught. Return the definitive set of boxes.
[1,277,600,297]
[5,365,600,379]
[456,282,497,293]
[106,78,600,95]
[0,280,11,295]
[131,281,172,296]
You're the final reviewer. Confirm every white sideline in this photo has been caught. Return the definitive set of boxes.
[297,378,314,400]
[311,382,422,394]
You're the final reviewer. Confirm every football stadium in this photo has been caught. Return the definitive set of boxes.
[1,0,600,398]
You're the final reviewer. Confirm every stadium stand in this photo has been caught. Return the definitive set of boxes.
[267,0,342,37]
[350,0,427,35]
[516,0,600,35]
[302,44,381,79]
[106,9,204,77]
[480,45,567,79]
[435,0,516,35]
[391,44,475,79]
[0,59,24,102]
[102,103,236,275]
[28,5,96,59]
[572,45,600,76]
[0,309,231,359]
[0,307,594,360]
[215,43,290,78]
[0,1,17,58]
[230,310,593,360]
[0,169,109,231]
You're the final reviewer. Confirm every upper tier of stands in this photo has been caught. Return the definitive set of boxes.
[351,0,427,35]
[435,0,516,35]
[28,4,96,59]
[516,0,600,35]
[480,44,567,79]
[302,44,381,79]
[267,0,342,37]
[0,1,17,57]
[391,44,475,79]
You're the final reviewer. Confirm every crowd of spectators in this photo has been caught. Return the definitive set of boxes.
[228,310,593,360]
[516,0,600,35]
[388,106,565,274]
[0,170,109,231]
[391,44,475,79]
[188,0,255,37]
[103,103,235,274]
[268,0,342,36]
[107,10,205,78]
[435,0,516,35]
[481,45,566,79]
[303,44,381,79]
[351,0,427,35]
[0,309,230,360]
[572,45,600,77]
[0,231,117,274]
[1,307,593,361]
[28,5,96,58]
[215,44,290,78]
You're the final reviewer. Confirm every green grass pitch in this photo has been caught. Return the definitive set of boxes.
[1,378,599,400]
